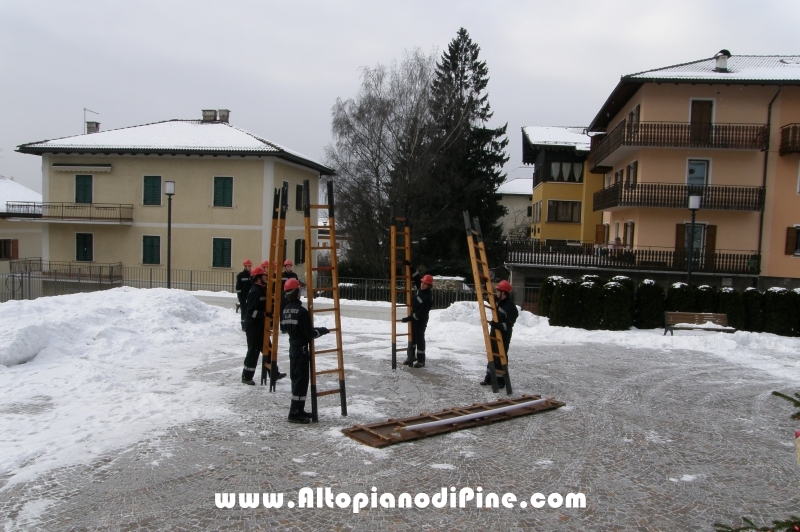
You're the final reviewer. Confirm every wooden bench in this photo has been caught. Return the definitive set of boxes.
[663,312,736,335]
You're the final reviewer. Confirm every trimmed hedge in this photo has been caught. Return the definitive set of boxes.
[716,288,745,331]
[742,288,764,332]
[538,276,566,317]
[579,274,603,285]
[694,285,717,313]
[578,281,603,330]
[763,288,796,336]
[602,282,633,330]
[634,279,665,329]
[550,279,580,327]
[665,282,695,312]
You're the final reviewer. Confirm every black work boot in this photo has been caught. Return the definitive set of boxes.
[287,413,311,424]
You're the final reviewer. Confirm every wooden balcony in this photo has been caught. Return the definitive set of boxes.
[593,182,764,212]
[779,123,800,155]
[505,240,759,275]
[5,202,134,223]
[588,120,768,172]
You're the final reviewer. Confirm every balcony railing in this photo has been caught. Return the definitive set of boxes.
[5,202,134,223]
[780,123,800,155]
[504,240,759,275]
[10,258,123,283]
[588,120,768,170]
[593,182,765,212]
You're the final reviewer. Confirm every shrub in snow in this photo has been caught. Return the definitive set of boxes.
[716,288,745,330]
[742,288,764,333]
[549,279,580,327]
[579,274,602,285]
[665,283,694,312]
[578,281,603,330]
[763,287,797,337]
[538,276,564,317]
[694,285,717,313]
[601,282,633,331]
[634,279,665,329]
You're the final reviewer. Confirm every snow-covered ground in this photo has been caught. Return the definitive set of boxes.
[1,287,798,489]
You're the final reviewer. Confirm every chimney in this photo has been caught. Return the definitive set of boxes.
[202,109,217,122]
[218,109,230,123]
[86,121,100,134]
[714,49,731,72]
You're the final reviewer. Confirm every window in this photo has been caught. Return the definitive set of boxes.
[75,175,92,203]
[786,226,800,256]
[213,177,233,207]
[527,205,533,217]
[628,104,640,126]
[532,201,542,223]
[212,238,232,268]
[296,184,304,211]
[614,221,620,240]
[143,176,162,206]
[546,200,581,223]
[549,162,583,182]
[143,235,161,264]
[687,159,709,186]
[614,169,624,185]
[283,181,290,206]
[626,161,638,188]
[0,239,19,260]
[76,233,93,262]
[294,238,306,265]
[690,100,713,144]
[604,173,612,188]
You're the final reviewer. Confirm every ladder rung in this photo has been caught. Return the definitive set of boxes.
[312,286,337,292]
[395,332,409,336]
[315,368,341,376]
[310,246,338,250]
[316,389,341,397]
[315,347,339,355]
[308,204,328,209]
[309,225,330,229]
[313,266,334,272]
[313,307,337,313]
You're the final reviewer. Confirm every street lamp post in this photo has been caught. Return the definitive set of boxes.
[686,194,701,286]
[165,181,175,288]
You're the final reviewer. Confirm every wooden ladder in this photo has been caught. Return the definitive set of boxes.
[464,211,512,395]
[261,185,288,390]
[390,216,413,369]
[303,179,347,421]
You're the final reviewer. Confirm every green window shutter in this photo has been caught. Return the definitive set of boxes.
[213,238,231,268]
[76,175,92,203]
[143,236,160,264]
[76,233,93,261]
[214,177,233,207]
[143,176,161,205]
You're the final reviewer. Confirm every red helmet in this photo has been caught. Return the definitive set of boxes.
[243,259,252,266]
[283,259,293,266]
[421,274,434,286]
[284,278,301,291]
[496,280,512,293]
[250,266,266,277]
[261,260,269,268]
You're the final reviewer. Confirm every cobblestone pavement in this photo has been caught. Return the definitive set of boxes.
[2,329,799,531]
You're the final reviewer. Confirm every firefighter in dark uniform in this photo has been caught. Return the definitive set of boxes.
[480,280,518,388]
[235,259,253,329]
[281,278,329,423]
[241,266,286,385]
[280,259,303,333]
[401,261,433,368]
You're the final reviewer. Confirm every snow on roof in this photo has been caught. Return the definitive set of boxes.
[628,55,800,82]
[0,177,41,212]
[18,119,333,173]
[522,126,591,151]
[497,177,532,195]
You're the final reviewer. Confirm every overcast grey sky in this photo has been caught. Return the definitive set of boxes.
[1,0,798,193]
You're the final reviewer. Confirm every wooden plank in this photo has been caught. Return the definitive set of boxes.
[316,389,341,397]
[316,368,341,376]
[315,347,339,355]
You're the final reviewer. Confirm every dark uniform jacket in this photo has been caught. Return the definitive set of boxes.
[281,299,324,346]
[243,283,267,330]
[235,269,252,308]
[491,296,519,341]
[409,267,433,325]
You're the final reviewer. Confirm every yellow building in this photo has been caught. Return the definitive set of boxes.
[587,50,800,288]
[521,127,603,244]
[15,110,333,279]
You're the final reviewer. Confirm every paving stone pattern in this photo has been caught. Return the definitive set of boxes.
[2,333,799,531]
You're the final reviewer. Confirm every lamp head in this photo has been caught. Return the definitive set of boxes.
[165,181,176,196]
[688,195,701,210]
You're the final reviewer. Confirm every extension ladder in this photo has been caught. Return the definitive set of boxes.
[261,184,288,390]
[464,211,512,395]
[303,179,347,421]
[390,216,413,369]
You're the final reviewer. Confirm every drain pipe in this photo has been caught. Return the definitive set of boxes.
[757,86,782,289]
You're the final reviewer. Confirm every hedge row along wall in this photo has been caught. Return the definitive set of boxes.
[535,276,800,336]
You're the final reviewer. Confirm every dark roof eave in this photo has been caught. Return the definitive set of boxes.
[16,146,336,175]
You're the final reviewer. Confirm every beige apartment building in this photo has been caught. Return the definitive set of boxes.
[508,51,800,293]
[14,110,333,278]
[0,176,42,274]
